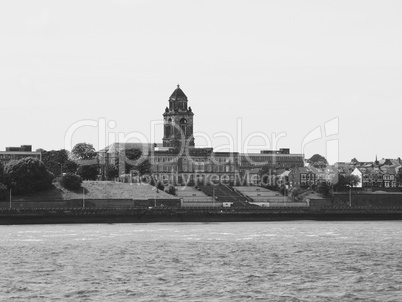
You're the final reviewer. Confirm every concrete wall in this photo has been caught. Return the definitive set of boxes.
[333,193,402,207]
[182,202,223,208]
[252,202,308,207]
[1,198,181,209]
[309,199,333,208]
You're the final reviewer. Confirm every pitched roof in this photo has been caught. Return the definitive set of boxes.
[297,167,310,173]
[169,84,188,101]
[382,166,397,174]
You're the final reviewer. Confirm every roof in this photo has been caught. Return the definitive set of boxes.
[381,166,397,174]
[297,167,311,173]
[169,84,187,101]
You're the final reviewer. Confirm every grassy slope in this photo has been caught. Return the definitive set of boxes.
[11,181,176,201]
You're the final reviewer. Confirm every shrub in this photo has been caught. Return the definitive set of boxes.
[157,182,165,191]
[76,164,99,180]
[165,185,176,196]
[60,173,83,190]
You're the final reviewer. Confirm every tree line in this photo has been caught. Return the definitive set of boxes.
[0,142,152,199]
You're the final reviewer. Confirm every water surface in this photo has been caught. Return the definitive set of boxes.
[1,221,401,301]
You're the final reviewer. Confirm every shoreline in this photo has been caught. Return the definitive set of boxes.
[1,207,402,224]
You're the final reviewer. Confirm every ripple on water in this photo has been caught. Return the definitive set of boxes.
[0,221,401,302]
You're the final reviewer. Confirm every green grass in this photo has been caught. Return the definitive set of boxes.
[11,181,176,201]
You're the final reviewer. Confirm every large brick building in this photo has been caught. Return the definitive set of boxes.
[99,86,304,185]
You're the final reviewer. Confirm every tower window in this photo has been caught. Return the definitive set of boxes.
[180,118,187,136]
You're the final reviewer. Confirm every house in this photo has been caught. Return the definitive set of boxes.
[289,167,316,188]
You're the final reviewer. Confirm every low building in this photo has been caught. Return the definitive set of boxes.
[0,145,42,165]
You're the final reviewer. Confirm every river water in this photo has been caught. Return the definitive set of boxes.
[0,221,401,301]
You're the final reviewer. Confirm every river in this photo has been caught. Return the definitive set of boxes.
[0,221,401,301]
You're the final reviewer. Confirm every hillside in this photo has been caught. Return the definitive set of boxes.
[11,181,176,201]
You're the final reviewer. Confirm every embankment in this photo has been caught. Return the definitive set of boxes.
[1,207,402,224]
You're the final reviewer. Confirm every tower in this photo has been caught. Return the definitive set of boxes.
[162,85,195,148]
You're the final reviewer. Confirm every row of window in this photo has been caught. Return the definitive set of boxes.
[241,156,303,162]
[363,181,397,187]
[153,157,233,164]
[363,174,395,180]
[153,164,233,173]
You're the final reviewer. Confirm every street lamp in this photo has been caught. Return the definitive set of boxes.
[346,184,352,207]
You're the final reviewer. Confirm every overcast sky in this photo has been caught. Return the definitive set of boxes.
[1,0,401,163]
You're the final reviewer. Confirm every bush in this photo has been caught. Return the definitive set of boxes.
[316,181,331,197]
[165,185,176,196]
[0,183,7,201]
[157,182,165,191]
[4,157,54,195]
[60,173,82,190]
[77,164,99,180]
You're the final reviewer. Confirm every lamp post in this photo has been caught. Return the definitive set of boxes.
[346,184,352,207]
[9,189,12,209]
[213,187,216,208]
[82,187,85,208]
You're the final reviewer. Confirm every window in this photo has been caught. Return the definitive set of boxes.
[180,118,187,136]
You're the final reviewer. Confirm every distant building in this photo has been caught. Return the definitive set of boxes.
[98,85,305,185]
[0,145,42,165]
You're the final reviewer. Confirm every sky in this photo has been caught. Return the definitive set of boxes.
[1,0,401,164]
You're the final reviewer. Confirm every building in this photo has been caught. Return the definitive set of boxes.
[288,167,317,188]
[99,85,305,185]
[162,85,195,148]
[0,145,42,165]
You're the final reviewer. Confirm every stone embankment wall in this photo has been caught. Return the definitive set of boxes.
[333,193,402,207]
[0,198,181,209]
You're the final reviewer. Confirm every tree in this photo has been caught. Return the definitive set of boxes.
[308,154,328,167]
[333,174,360,191]
[72,143,98,180]
[289,187,300,200]
[4,157,54,194]
[351,158,359,165]
[316,181,331,197]
[137,159,151,176]
[113,148,150,177]
[165,185,176,196]
[41,149,69,177]
[0,183,7,201]
[345,174,360,187]
[72,143,97,160]
[0,162,4,184]
[63,159,79,174]
[60,173,82,190]
[125,148,142,161]
[76,165,99,180]
[157,182,165,191]
[106,165,119,180]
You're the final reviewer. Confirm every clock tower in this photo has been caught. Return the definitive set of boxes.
[162,85,195,148]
